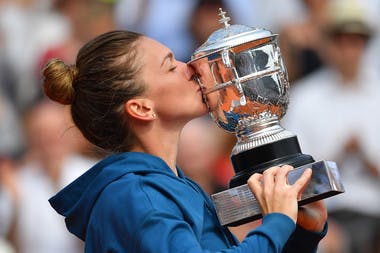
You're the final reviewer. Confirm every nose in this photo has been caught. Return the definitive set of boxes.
[181,61,195,80]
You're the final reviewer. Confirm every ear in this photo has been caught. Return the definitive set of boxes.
[125,98,155,121]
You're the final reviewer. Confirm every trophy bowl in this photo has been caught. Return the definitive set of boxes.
[188,9,344,226]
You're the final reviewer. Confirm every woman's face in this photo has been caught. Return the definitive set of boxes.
[139,37,208,122]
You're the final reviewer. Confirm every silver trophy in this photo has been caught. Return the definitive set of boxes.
[189,9,344,226]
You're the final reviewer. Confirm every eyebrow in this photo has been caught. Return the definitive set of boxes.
[160,52,174,68]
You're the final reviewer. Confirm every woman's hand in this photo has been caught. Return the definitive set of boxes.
[247,165,312,223]
[297,200,328,232]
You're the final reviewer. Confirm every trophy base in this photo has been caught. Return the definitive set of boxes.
[230,136,314,187]
[211,160,345,227]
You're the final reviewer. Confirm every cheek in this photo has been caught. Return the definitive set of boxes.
[152,87,182,113]
[342,46,364,61]
[323,43,341,65]
[146,77,176,100]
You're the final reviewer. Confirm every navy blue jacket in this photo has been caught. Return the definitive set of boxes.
[49,152,326,252]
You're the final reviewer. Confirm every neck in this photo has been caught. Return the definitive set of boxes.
[339,67,359,85]
[39,155,64,186]
[132,121,184,176]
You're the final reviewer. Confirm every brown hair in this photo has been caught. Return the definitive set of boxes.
[42,30,145,153]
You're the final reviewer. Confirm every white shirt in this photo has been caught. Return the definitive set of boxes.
[14,155,96,253]
[283,67,380,216]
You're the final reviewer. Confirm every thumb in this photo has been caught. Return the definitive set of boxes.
[293,168,312,199]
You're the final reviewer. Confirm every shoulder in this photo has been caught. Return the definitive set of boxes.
[96,173,170,211]
[87,174,173,241]
[92,173,201,222]
[86,173,205,249]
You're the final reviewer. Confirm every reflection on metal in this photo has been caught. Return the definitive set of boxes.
[189,9,289,153]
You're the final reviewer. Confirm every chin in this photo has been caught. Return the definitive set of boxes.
[190,107,208,120]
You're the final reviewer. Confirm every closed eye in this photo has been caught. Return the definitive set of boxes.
[169,66,177,72]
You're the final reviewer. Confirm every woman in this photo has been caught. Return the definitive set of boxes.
[43,30,327,253]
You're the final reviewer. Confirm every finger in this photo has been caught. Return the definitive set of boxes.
[262,166,279,189]
[296,169,313,200]
[293,168,312,193]
[275,165,293,185]
[248,173,268,214]
[247,173,264,199]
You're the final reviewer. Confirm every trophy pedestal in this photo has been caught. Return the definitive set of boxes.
[212,160,345,227]
[230,136,314,187]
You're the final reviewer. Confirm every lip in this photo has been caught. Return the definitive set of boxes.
[190,75,205,91]
[189,77,201,89]
[195,83,203,93]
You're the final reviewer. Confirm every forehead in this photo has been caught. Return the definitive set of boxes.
[138,37,171,64]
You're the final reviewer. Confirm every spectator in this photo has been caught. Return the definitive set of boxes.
[283,1,380,252]
[188,0,229,52]
[39,0,117,68]
[278,0,328,83]
[0,89,24,159]
[113,0,197,61]
[0,158,17,253]
[3,100,97,253]
[0,0,68,111]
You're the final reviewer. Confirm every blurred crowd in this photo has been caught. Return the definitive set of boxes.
[0,0,379,253]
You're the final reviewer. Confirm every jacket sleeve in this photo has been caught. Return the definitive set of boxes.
[134,211,296,253]
[282,223,328,253]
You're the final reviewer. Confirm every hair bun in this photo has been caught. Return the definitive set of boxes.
[42,58,77,105]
